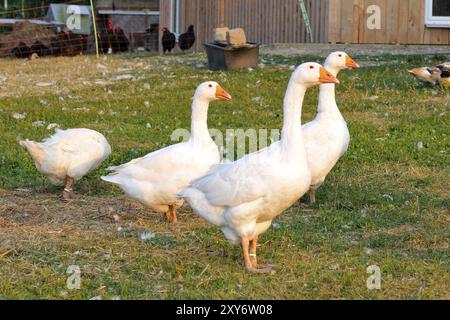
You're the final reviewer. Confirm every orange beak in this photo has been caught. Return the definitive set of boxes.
[215,86,232,101]
[319,67,340,84]
[345,55,360,68]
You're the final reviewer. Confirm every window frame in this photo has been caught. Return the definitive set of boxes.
[425,0,450,28]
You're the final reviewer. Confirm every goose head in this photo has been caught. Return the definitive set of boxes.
[194,81,232,102]
[325,52,360,73]
[292,63,340,88]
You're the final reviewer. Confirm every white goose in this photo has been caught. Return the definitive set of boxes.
[101,82,231,223]
[20,128,111,199]
[179,63,338,273]
[303,52,359,204]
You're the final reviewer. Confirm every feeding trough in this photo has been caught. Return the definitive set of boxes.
[204,27,260,71]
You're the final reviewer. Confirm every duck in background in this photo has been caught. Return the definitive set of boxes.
[436,63,450,87]
[20,129,111,200]
[179,63,339,273]
[409,62,450,86]
[302,52,360,204]
[102,82,231,224]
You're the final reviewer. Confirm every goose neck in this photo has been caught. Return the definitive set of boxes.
[317,64,343,119]
[189,98,211,143]
[281,79,307,150]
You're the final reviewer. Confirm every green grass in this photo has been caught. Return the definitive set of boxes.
[0,52,449,299]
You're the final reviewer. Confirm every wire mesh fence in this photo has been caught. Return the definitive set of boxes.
[0,0,160,59]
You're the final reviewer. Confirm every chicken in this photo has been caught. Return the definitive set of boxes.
[114,26,129,52]
[179,25,195,51]
[99,21,128,54]
[50,35,64,56]
[12,42,31,59]
[161,27,176,53]
[30,41,51,57]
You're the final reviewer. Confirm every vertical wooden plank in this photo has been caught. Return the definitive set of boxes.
[397,0,409,44]
[351,0,363,43]
[274,0,279,43]
[386,0,399,44]
[268,0,272,43]
[285,0,290,43]
[362,0,374,43]
[407,0,424,44]
[257,0,263,43]
[218,0,225,27]
[291,0,295,42]
[284,0,287,43]
[328,0,341,43]
[320,0,328,43]
[340,0,353,43]
[316,0,321,42]
[430,28,449,45]
[374,0,387,43]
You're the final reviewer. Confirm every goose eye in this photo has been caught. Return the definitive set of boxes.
[208,84,213,88]
[309,65,314,69]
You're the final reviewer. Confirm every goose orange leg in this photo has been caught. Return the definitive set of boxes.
[241,236,272,273]
[249,236,258,268]
[62,176,74,201]
[164,205,178,224]
[309,185,317,204]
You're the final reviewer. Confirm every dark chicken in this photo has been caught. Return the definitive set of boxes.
[178,25,195,51]
[161,27,176,53]
[30,41,51,57]
[12,42,31,59]
[99,21,129,54]
[61,31,87,56]
[114,26,129,52]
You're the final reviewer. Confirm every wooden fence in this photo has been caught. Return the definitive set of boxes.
[328,0,450,45]
[160,0,329,50]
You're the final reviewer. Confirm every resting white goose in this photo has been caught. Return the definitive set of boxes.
[101,82,231,223]
[179,63,339,273]
[20,128,111,199]
[303,52,359,204]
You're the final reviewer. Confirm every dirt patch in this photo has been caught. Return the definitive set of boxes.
[385,224,418,235]
[1,190,150,227]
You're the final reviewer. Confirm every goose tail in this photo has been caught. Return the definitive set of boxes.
[19,139,44,165]
[100,172,122,186]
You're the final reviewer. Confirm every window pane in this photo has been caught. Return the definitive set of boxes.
[433,0,450,16]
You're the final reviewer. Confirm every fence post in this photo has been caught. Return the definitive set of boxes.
[299,0,314,43]
[89,0,99,57]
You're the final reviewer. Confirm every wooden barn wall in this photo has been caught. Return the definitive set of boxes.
[328,0,450,45]
[96,0,159,10]
[160,0,329,51]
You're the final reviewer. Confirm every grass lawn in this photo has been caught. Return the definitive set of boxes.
[0,52,449,299]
